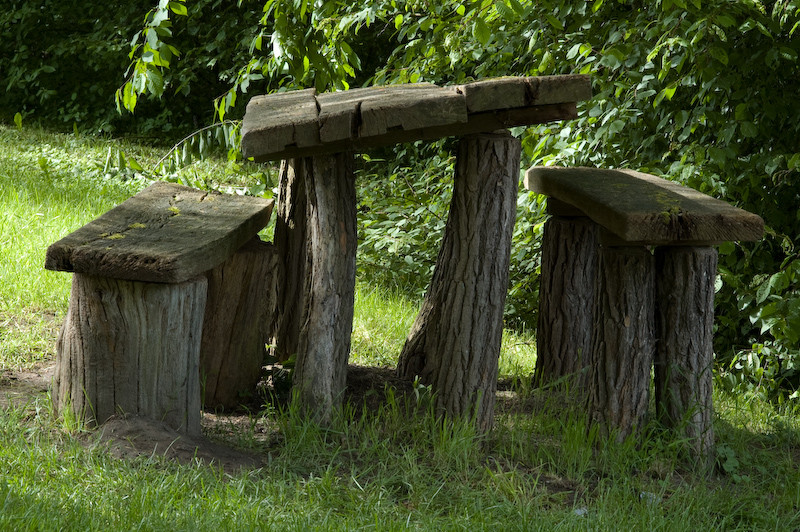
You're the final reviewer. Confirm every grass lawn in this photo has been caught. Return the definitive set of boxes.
[0,125,799,530]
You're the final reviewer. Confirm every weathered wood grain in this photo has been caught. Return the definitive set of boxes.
[535,215,599,388]
[357,84,466,137]
[316,84,440,143]
[524,166,764,244]
[276,153,357,425]
[457,74,592,112]
[54,274,206,434]
[200,237,277,409]
[241,75,592,162]
[240,89,320,161]
[586,245,655,443]
[397,131,520,433]
[45,182,274,283]
[655,246,717,468]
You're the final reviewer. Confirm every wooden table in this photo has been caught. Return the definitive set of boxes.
[241,75,591,429]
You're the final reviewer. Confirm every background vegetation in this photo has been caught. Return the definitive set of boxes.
[3,0,800,517]
[0,125,798,529]
[3,2,800,397]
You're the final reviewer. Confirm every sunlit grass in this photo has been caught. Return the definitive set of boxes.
[0,126,799,530]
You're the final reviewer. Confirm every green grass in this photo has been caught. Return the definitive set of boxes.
[1,125,800,530]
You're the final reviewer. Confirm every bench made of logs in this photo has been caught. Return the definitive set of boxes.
[45,182,275,435]
[524,166,764,463]
[241,75,592,431]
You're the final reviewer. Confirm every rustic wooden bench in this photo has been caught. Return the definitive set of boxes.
[241,75,592,430]
[524,166,764,463]
[45,182,275,434]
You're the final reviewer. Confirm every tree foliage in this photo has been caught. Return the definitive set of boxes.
[4,0,800,395]
[107,0,800,394]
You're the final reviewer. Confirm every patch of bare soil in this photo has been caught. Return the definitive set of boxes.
[91,416,266,475]
[0,364,54,409]
[0,363,430,474]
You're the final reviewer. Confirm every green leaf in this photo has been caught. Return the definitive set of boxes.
[168,1,187,16]
[713,14,735,28]
[394,14,403,30]
[456,4,466,16]
[740,121,758,138]
[507,0,524,15]
[13,112,22,130]
[545,14,564,31]
[608,120,625,135]
[473,17,491,46]
[653,83,677,107]
[709,46,728,65]
[734,103,749,121]
[494,0,515,20]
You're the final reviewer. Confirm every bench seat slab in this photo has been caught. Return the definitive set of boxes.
[525,166,764,244]
[45,182,274,283]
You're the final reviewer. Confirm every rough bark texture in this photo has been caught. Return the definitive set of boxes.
[655,246,717,465]
[397,131,520,432]
[273,154,357,425]
[53,274,206,435]
[200,237,277,410]
[535,216,599,387]
[272,159,310,364]
[586,246,655,443]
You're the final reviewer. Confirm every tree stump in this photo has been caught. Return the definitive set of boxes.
[273,153,357,424]
[586,245,655,443]
[534,214,599,387]
[53,274,206,435]
[397,131,520,432]
[200,237,277,410]
[272,159,310,364]
[655,246,717,465]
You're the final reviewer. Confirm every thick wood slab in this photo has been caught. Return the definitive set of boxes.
[525,166,764,244]
[45,182,274,283]
[242,75,591,162]
[241,89,320,159]
[457,74,593,112]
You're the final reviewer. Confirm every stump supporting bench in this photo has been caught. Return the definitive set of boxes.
[242,75,593,429]
[45,182,275,434]
[525,166,764,463]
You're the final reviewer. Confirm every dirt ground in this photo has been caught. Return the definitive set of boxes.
[0,363,425,475]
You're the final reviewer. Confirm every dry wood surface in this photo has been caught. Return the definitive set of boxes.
[45,182,274,283]
[242,75,591,161]
[525,166,764,244]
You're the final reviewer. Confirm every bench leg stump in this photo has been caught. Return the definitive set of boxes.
[586,245,655,443]
[535,215,598,388]
[53,274,206,435]
[200,237,277,410]
[274,153,357,425]
[655,246,717,467]
[397,131,520,432]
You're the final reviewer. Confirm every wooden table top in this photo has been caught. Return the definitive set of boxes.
[241,75,592,162]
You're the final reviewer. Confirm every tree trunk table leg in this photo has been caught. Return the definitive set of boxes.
[53,274,206,435]
[535,215,599,387]
[655,246,717,466]
[273,153,357,424]
[272,159,310,364]
[397,131,520,432]
[200,237,277,410]
[586,245,655,443]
